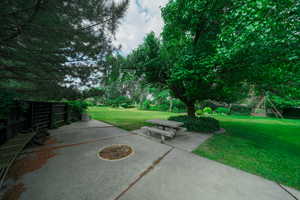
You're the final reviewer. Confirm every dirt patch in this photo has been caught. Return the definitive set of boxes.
[3,138,58,199]
[99,144,133,160]
[8,138,59,181]
[2,183,26,200]
[8,149,58,181]
[44,138,58,145]
[8,137,104,180]
[4,137,119,198]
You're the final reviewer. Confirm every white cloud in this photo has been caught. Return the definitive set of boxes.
[113,0,169,55]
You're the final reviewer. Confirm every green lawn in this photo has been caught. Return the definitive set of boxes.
[88,106,180,130]
[194,115,300,190]
[88,106,300,190]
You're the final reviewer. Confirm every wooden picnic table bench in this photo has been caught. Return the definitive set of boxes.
[143,119,186,143]
[146,119,184,129]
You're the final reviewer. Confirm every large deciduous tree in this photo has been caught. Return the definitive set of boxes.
[0,0,129,100]
[129,0,299,116]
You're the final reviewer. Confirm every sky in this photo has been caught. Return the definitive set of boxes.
[113,0,169,55]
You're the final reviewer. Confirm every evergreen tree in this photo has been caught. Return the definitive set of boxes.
[0,0,129,100]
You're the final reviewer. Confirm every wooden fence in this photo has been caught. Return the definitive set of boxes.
[0,101,81,145]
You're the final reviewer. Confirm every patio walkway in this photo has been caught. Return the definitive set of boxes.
[1,120,299,200]
[133,127,213,152]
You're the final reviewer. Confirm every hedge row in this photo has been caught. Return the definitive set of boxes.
[168,115,220,133]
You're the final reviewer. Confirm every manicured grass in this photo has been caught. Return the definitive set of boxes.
[88,106,180,130]
[88,106,300,190]
[194,115,300,190]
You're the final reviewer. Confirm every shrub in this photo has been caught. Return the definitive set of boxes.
[138,98,186,113]
[168,115,220,133]
[203,107,212,114]
[154,104,169,111]
[282,107,300,119]
[84,100,95,107]
[66,100,88,113]
[106,96,131,107]
[65,100,89,122]
[199,100,219,110]
[120,103,135,109]
[120,103,128,108]
[140,100,151,110]
[196,109,203,116]
[230,104,252,115]
[172,99,186,113]
[215,107,230,114]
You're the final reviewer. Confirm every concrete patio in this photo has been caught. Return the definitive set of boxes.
[1,120,299,200]
[133,127,213,152]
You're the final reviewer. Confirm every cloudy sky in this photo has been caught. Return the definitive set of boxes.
[114,0,169,55]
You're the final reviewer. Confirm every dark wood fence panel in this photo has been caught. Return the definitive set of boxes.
[70,110,81,122]
[51,103,67,128]
[30,102,52,129]
[0,101,83,188]
[0,105,26,145]
[0,101,81,145]
[0,120,6,145]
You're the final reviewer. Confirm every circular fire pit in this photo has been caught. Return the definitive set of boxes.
[98,144,133,161]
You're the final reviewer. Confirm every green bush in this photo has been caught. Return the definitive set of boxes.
[66,100,88,114]
[172,99,186,113]
[141,102,186,113]
[151,104,169,111]
[203,107,213,114]
[199,100,219,110]
[282,107,300,119]
[106,96,131,107]
[120,103,135,108]
[196,109,203,116]
[168,115,220,133]
[138,98,186,113]
[84,100,95,107]
[215,107,230,114]
[140,100,151,110]
[230,104,252,115]
[65,100,89,122]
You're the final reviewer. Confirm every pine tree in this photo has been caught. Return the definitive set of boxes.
[0,0,129,99]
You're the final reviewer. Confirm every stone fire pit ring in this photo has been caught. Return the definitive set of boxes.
[97,144,134,161]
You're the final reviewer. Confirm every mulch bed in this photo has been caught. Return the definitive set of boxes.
[99,144,133,160]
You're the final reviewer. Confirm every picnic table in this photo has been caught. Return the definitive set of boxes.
[146,119,183,130]
[143,119,185,143]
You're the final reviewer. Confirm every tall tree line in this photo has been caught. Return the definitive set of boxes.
[99,54,148,105]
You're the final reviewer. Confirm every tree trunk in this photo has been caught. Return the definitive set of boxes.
[187,103,196,117]
[169,97,173,112]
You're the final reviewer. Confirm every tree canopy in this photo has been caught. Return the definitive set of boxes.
[126,0,299,116]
